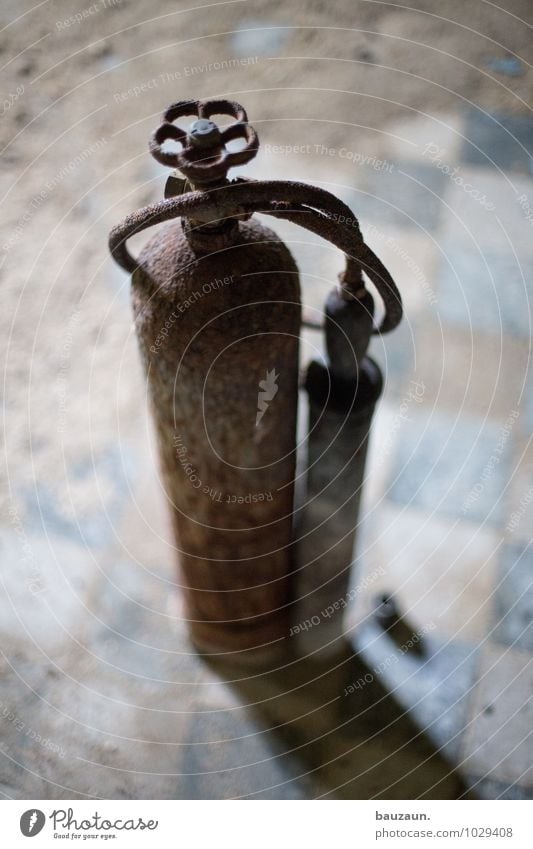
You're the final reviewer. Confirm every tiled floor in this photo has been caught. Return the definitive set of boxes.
[2,106,532,800]
[352,107,533,799]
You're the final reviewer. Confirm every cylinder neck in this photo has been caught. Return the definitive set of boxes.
[183,171,243,253]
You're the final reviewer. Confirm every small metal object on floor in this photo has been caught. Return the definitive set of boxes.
[373,593,426,657]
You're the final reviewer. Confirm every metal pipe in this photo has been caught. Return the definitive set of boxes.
[293,287,382,659]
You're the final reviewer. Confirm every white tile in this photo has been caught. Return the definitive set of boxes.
[352,504,500,642]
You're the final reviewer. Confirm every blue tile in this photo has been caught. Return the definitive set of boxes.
[519,379,533,437]
[354,621,478,761]
[372,320,414,387]
[494,542,533,651]
[20,444,134,549]
[460,110,533,174]
[437,241,533,336]
[387,411,513,525]
[231,21,289,57]
[342,161,447,232]
[467,775,533,800]
[485,57,524,78]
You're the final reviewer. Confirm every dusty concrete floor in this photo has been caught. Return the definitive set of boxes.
[1,0,533,799]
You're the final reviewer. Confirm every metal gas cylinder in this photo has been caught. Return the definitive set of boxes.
[134,228,300,660]
[109,98,402,661]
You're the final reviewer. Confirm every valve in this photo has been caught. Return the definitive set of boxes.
[149,99,258,186]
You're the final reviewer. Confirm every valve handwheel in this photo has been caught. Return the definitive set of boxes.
[149,98,259,184]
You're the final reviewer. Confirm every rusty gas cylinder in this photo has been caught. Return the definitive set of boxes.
[109,98,402,663]
[128,101,300,659]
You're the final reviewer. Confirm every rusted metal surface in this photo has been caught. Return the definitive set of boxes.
[132,216,299,657]
[109,99,403,660]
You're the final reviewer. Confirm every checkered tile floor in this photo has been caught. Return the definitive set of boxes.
[348,107,533,798]
[2,107,532,800]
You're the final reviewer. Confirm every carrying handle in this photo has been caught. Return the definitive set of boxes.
[109,179,402,334]
[109,98,402,334]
